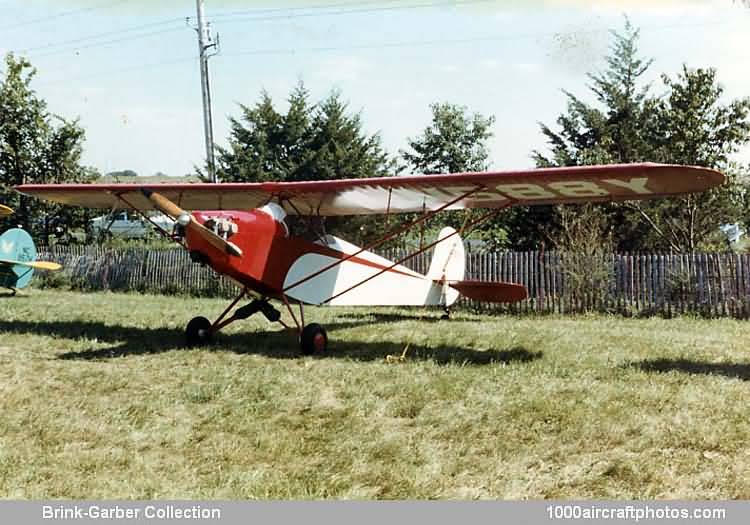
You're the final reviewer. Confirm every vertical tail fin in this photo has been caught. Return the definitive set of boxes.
[426,227,465,307]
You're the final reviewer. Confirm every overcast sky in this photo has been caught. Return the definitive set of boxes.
[1,0,749,176]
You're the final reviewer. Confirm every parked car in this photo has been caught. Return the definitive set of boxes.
[90,211,175,239]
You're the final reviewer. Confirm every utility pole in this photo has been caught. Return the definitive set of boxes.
[193,0,219,182]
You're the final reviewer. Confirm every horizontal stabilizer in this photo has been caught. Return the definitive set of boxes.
[0,259,62,271]
[448,280,527,303]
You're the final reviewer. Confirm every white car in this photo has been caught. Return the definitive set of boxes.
[90,211,175,239]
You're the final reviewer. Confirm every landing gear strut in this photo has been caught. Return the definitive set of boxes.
[183,287,328,355]
[440,306,451,320]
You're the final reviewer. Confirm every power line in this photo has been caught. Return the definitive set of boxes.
[207,0,409,19]
[213,0,498,25]
[0,0,129,32]
[20,1,396,58]
[16,18,184,55]
[26,26,188,60]
[221,18,736,59]
[28,16,738,87]
[15,0,489,59]
[33,56,197,88]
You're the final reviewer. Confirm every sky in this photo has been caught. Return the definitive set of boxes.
[1,0,749,177]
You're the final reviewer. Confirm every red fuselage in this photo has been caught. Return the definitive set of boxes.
[184,209,348,300]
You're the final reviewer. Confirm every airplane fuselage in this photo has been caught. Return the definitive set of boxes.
[183,207,459,307]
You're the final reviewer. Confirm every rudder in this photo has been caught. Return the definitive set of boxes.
[426,227,465,306]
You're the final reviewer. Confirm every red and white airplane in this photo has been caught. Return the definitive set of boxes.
[18,163,723,354]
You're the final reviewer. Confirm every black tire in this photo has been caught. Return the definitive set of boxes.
[186,316,213,346]
[300,323,327,355]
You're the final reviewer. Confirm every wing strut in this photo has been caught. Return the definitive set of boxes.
[321,202,514,305]
[116,193,186,248]
[283,185,486,294]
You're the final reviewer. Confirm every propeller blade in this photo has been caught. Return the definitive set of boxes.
[189,220,244,257]
[141,190,243,257]
[0,204,13,217]
[142,189,186,219]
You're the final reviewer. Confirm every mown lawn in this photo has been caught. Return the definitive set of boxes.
[0,289,749,499]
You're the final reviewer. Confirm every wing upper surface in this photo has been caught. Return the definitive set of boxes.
[16,163,724,216]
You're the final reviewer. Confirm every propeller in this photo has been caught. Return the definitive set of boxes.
[0,204,14,217]
[141,189,243,257]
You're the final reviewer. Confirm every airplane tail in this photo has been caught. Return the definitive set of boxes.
[0,228,61,290]
[283,227,526,307]
[426,227,465,307]
[426,226,528,306]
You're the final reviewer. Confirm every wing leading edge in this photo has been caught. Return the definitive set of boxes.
[16,163,723,216]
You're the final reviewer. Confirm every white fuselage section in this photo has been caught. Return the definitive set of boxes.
[283,229,464,306]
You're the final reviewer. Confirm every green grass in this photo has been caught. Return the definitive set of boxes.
[1,289,749,499]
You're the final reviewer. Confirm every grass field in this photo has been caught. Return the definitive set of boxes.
[1,289,749,499]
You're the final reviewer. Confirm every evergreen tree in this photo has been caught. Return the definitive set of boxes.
[214,83,394,241]
[214,91,285,183]
[302,91,391,181]
[215,83,391,184]
[516,21,750,252]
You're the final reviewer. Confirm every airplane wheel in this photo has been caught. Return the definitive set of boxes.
[300,323,327,355]
[186,316,213,346]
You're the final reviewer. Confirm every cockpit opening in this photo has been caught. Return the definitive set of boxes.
[257,203,290,237]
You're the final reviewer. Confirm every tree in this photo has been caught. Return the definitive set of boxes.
[401,102,495,174]
[524,21,750,252]
[301,92,391,181]
[215,82,391,183]
[214,90,286,183]
[214,83,394,241]
[400,102,505,248]
[0,53,97,241]
[627,67,749,251]
[516,20,654,252]
[107,169,138,178]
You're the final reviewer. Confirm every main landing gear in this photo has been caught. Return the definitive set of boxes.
[185,316,213,346]
[300,323,328,355]
[184,287,328,355]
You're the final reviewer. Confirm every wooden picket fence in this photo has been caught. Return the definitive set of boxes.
[36,245,750,317]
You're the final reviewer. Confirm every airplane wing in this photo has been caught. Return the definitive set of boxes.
[0,259,61,271]
[16,163,723,216]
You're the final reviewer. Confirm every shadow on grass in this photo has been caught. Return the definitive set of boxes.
[0,319,542,366]
[631,358,750,381]
[0,291,27,298]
